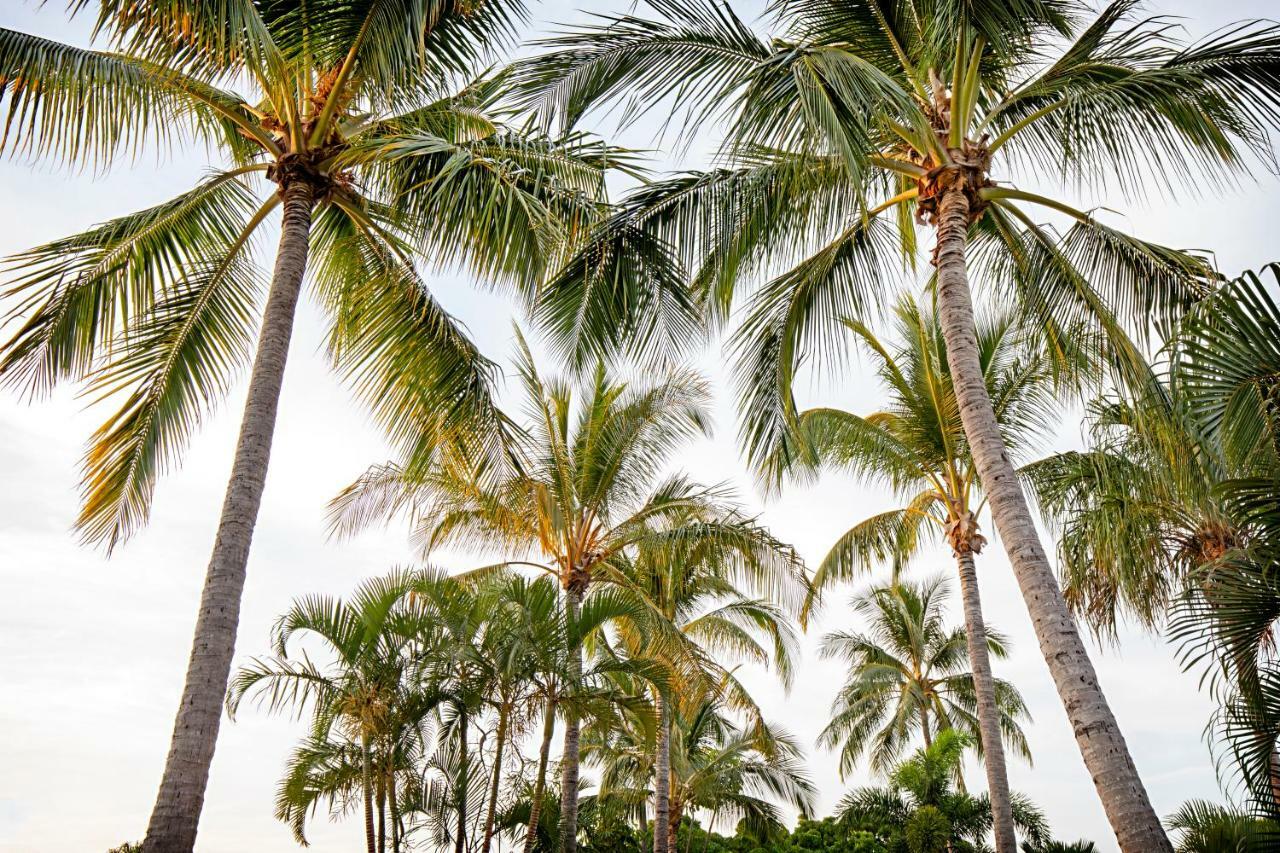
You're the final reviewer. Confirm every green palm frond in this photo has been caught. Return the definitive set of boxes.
[987,8,1280,196]
[510,0,769,133]
[732,215,903,472]
[309,199,510,478]
[75,203,271,548]
[1,170,266,394]
[0,26,268,165]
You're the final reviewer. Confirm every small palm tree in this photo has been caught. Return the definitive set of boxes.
[227,571,431,853]
[616,509,806,853]
[587,695,817,846]
[330,332,727,853]
[819,578,1030,784]
[783,298,1055,848]
[0,6,635,848]
[838,729,1048,853]
[477,572,658,853]
[1167,800,1280,853]
[511,6,1280,846]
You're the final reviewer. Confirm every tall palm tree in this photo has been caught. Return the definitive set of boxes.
[510,5,1280,846]
[330,332,726,853]
[0,5,636,849]
[616,509,806,853]
[783,298,1058,851]
[819,578,1030,787]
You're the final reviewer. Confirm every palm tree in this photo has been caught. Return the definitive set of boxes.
[227,571,432,853]
[330,332,729,853]
[781,298,1056,851]
[1169,265,1280,817]
[819,578,1030,786]
[0,6,636,849]
[1166,800,1280,853]
[586,695,817,847]
[615,508,807,853]
[510,5,1280,846]
[478,572,659,853]
[838,730,1048,853]
[1027,387,1244,636]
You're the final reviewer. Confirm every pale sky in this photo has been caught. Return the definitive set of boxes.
[2,2,1278,852]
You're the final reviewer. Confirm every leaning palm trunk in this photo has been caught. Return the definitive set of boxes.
[953,547,1015,853]
[481,701,511,853]
[652,695,672,853]
[559,587,585,853]
[524,699,557,853]
[141,180,315,853]
[932,185,1169,852]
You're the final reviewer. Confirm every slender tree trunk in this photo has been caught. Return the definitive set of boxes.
[954,549,1016,853]
[524,698,557,853]
[666,802,680,853]
[390,772,402,853]
[652,694,672,853]
[457,705,470,853]
[920,701,933,749]
[483,700,511,853]
[363,736,378,853]
[140,179,314,853]
[932,185,1170,852]
[559,588,585,853]
[378,772,387,853]
[700,810,716,853]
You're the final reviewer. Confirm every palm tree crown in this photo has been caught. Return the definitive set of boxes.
[819,577,1030,778]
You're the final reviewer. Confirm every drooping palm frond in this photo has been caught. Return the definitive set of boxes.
[0,26,268,166]
[1,170,267,394]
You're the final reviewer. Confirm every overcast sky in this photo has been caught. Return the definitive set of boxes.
[2,2,1279,852]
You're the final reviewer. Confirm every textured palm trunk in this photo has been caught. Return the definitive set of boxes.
[363,736,377,853]
[523,698,557,853]
[390,772,402,853]
[932,185,1170,852]
[954,549,1016,853]
[559,587,585,853]
[482,700,511,853]
[377,773,387,853]
[652,694,672,853]
[666,801,680,853]
[457,704,470,853]
[140,179,314,853]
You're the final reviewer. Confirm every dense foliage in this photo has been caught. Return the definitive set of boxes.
[5,2,1280,853]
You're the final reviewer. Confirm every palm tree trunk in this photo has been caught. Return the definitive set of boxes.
[954,549,1016,853]
[524,698,557,853]
[482,700,511,853]
[363,735,377,853]
[390,772,402,853]
[932,185,1170,852]
[378,773,387,853]
[652,694,672,853]
[559,587,585,853]
[920,702,933,749]
[457,705,470,853]
[140,178,315,853]
[666,801,680,853]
